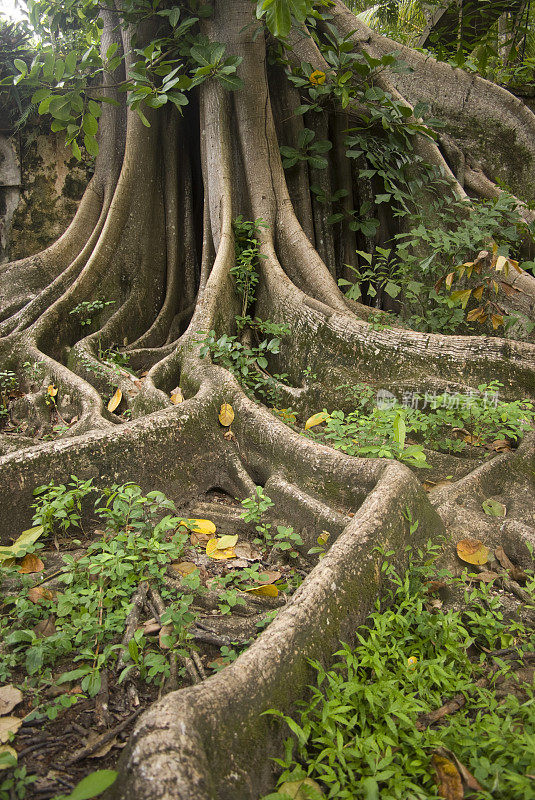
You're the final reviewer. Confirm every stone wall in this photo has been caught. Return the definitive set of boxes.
[0,130,91,263]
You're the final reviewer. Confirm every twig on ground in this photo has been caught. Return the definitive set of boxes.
[116,581,149,672]
[65,708,144,765]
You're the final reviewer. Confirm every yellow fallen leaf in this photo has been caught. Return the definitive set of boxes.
[494,255,508,272]
[0,717,22,744]
[206,538,236,560]
[305,411,328,430]
[279,778,324,799]
[219,403,234,426]
[216,535,238,550]
[107,388,122,413]
[18,553,44,574]
[431,753,463,800]
[0,526,44,562]
[0,745,17,770]
[456,539,489,565]
[186,519,216,535]
[170,561,198,577]
[170,387,184,404]
[242,584,279,597]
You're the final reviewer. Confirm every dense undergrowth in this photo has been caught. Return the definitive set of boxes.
[263,544,535,800]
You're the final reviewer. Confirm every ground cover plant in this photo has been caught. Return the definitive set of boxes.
[0,478,305,797]
[300,381,535,467]
[263,544,535,800]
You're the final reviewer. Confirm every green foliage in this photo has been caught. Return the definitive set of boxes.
[53,769,118,800]
[199,218,291,405]
[5,0,242,156]
[70,299,115,327]
[306,381,534,465]
[231,216,267,314]
[0,762,38,799]
[240,486,303,558]
[280,128,332,170]
[0,480,205,716]
[263,547,535,800]
[256,0,314,39]
[0,369,18,417]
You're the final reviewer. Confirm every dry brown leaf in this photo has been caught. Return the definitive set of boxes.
[18,553,44,574]
[170,561,198,577]
[255,569,281,585]
[223,430,237,442]
[431,753,463,800]
[107,388,122,413]
[490,439,511,452]
[477,571,500,583]
[218,403,234,427]
[207,657,226,670]
[0,717,22,744]
[33,617,56,638]
[424,580,447,595]
[142,620,161,635]
[86,732,118,758]
[494,546,515,571]
[233,542,262,561]
[456,539,490,565]
[28,586,56,605]
[232,559,249,568]
[190,532,212,547]
[0,686,23,716]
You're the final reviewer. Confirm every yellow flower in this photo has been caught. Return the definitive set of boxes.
[309,70,326,86]
[407,655,418,670]
[47,384,58,397]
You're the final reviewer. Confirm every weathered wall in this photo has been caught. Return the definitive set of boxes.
[0,130,91,263]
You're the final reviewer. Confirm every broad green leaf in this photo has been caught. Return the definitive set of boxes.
[57,770,118,800]
[393,413,406,450]
[0,526,44,562]
[482,499,506,517]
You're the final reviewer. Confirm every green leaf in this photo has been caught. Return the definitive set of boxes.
[84,134,99,157]
[482,499,506,517]
[393,412,406,450]
[57,770,118,800]
[83,113,98,136]
[0,526,44,562]
[14,58,27,75]
[88,100,101,118]
[257,0,292,38]
[217,73,244,91]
